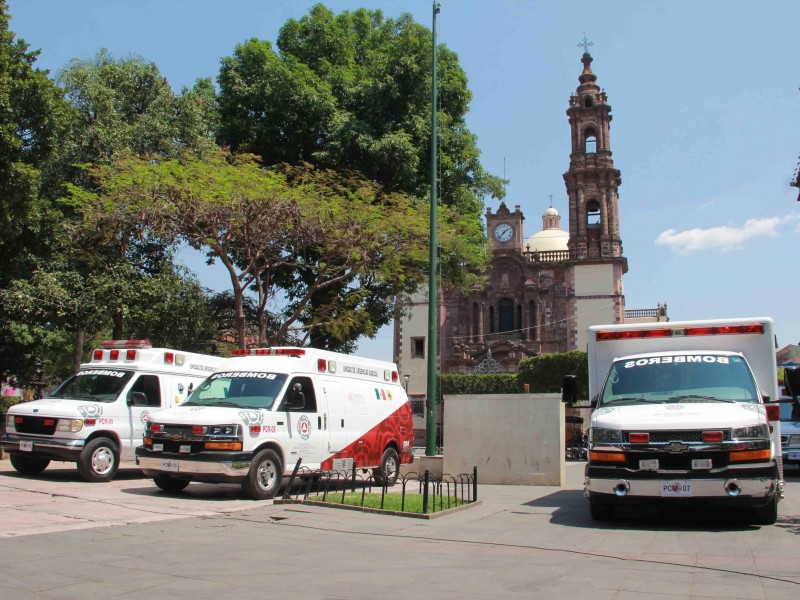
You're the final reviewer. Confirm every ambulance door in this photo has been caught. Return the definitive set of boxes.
[126,374,164,458]
[323,380,354,453]
[278,376,327,470]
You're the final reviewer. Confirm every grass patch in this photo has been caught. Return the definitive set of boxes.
[324,491,465,514]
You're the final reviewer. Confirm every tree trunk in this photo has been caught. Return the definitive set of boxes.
[112,306,124,340]
[73,326,85,374]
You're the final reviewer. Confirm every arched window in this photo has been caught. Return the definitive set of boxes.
[584,127,597,154]
[584,96,593,108]
[587,199,601,228]
[498,298,515,333]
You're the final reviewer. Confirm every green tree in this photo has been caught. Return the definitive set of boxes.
[216,4,503,346]
[73,151,475,351]
[0,1,73,379]
[55,50,221,342]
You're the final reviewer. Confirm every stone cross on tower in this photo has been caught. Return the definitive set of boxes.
[577,34,593,54]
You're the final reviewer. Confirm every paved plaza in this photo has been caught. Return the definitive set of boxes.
[0,459,799,599]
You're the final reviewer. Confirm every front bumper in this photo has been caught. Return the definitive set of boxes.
[1,433,85,462]
[135,447,254,483]
[584,462,779,507]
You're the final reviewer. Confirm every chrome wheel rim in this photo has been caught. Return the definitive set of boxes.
[92,447,114,475]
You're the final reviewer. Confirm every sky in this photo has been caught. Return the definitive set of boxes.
[6,0,800,362]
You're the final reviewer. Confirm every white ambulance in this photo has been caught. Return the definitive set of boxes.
[2,340,224,482]
[562,317,782,524]
[135,347,414,499]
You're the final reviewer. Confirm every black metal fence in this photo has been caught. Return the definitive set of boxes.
[281,459,478,515]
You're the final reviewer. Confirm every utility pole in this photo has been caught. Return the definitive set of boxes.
[425,0,441,457]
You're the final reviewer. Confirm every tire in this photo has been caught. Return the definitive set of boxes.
[153,476,190,494]
[10,453,50,476]
[373,447,400,487]
[242,449,283,500]
[752,496,778,525]
[77,437,119,482]
[589,495,613,521]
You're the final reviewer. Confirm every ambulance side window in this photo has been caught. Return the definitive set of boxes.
[280,377,317,412]
[129,375,162,407]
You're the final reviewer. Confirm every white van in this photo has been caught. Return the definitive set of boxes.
[562,317,782,524]
[2,340,224,482]
[135,347,414,499]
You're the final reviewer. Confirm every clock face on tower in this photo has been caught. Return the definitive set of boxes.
[494,223,513,243]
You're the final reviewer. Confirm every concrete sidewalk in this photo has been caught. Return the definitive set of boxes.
[1,460,799,599]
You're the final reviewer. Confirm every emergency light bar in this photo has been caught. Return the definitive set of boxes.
[100,339,153,349]
[230,348,307,357]
[595,323,764,341]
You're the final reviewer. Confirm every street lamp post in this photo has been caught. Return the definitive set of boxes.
[425,0,441,458]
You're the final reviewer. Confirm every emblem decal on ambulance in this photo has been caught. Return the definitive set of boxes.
[297,415,311,440]
[239,410,264,426]
[78,404,103,418]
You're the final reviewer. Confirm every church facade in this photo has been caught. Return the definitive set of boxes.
[394,52,666,400]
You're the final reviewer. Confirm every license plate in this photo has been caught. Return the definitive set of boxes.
[661,481,692,497]
[179,444,191,454]
[20,440,33,452]
[788,451,800,461]
[162,459,180,472]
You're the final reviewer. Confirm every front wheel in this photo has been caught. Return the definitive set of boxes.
[153,476,190,494]
[751,496,778,525]
[589,495,613,521]
[242,449,283,500]
[373,447,400,487]
[77,438,119,482]
[10,453,50,476]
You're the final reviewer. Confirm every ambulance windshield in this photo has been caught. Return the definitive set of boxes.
[599,354,759,407]
[185,372,288,410]
[51,369,135,403]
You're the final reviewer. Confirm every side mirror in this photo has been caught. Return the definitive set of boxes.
[284,383,305,410]
[785,367,800,399]
[589,394,598,409]
[561,375,577,405]
[129,391,148,406]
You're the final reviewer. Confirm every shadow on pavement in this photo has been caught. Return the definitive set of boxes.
[526,488,764,532]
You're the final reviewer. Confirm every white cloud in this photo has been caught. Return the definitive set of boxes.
[655,214,800,255]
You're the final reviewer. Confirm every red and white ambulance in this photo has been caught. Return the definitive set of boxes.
[2,341,224,481]
[135,347,414,499]
[562,317,783,524]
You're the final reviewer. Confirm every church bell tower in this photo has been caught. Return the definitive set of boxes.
[564,50,624,260]
[563,47,627,349]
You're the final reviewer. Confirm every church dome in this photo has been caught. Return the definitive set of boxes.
[525,206,569,252]
[525,228,569,252]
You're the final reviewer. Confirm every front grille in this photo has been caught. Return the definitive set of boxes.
[160,424,195,436]
[626,430,730,443]
[13,416,57,436]
[624,450,731,470]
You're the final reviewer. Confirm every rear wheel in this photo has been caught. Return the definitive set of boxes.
[77,438,119,482]
[752,496,778,525]
[373,447,400,487]
[10,454,50,476]
[242,449,283,500]
[589,495,613,521]
[153,476,190,494]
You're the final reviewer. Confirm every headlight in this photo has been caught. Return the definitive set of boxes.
[731,424,769,440]
[591,428,622,443]
[208,425,238,436]
[56,419,83,433]
[790,435,800,446]
[5,413,14,430]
